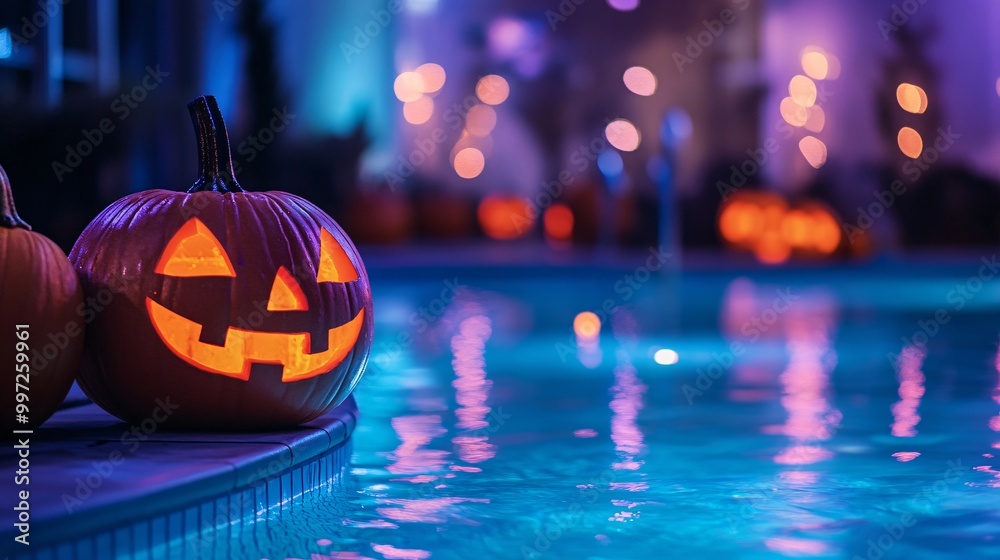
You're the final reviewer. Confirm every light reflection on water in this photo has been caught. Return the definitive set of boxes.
[259,277,1000,559]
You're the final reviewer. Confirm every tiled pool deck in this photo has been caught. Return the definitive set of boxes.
[2,395,358,559]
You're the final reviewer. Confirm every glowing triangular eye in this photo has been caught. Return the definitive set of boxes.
[317,228,359,283]
[156,218,236,277]
[268,267,309,311]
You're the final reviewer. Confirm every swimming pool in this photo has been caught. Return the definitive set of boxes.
[124,258,1000,558]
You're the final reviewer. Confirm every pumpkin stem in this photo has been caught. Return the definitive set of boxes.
[187,95,245,193]
[0,164,31,230]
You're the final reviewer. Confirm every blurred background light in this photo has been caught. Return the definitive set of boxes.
[403,95,435,125]
[454,148,486,179]
[478,196,531,240]
[605,119,641,152]
[543,204,574,242]
[465,105,497,137]
[653,348,679,365]
[394,72,426,102]
[597,148,624,178]
[573,312,602,340]
[789,75,818,107]
[799,136,828,169]
[0,28,11,59]
[415,63,446,93]
[607,0,640,12]
[803,105,826,133]
[476,75,510,105]
[896,83,928,114]
[897,127,923,159]
[801,47,829,80]
[780,97,808,127]
[623,66,657,96]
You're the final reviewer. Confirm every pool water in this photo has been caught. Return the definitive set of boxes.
[223,265,1000,559]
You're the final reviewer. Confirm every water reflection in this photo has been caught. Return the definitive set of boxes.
[891,345,926,438]
[610,358,647,471]
[982,345,1000,487]
[370,295,497,531]
[721,281,842,555]
[451,315,498,464]
[386,414,449,476]
[773,310,841,466]
[992,345,1000,436]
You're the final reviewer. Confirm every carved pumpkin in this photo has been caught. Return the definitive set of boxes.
[69,96,373,430]
[1,165,84,431]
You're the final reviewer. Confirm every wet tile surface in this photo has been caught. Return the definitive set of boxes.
[0,396,358,549]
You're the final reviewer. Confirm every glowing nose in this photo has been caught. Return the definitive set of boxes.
[267,267,309,311]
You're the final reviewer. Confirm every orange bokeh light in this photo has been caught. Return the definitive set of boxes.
[898,127,923,159]
[544,204,574,241]
[780,210,812,247]
[573,311,601,339]
[719,201,763,243]
[478,196,532,240]
[454,148,485,179]
[466,104,497,137]
[394,72,425,102]
[755,234,791,265]
[780,97,808,127]
[476,75,510,105]
[896,83,928,114]
[801,48,829,80]
[403,95,434,125]
[804,105,825,133]
[719,191,841,262]
[415,63,446,93]
[789,75,818,107]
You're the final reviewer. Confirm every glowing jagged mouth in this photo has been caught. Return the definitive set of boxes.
[146,298,364,382]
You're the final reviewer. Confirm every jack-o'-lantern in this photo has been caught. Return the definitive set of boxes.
[1,165,84,431]
[69,96,373,430]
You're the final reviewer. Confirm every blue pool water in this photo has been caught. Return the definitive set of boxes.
[210,263,1000,559]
